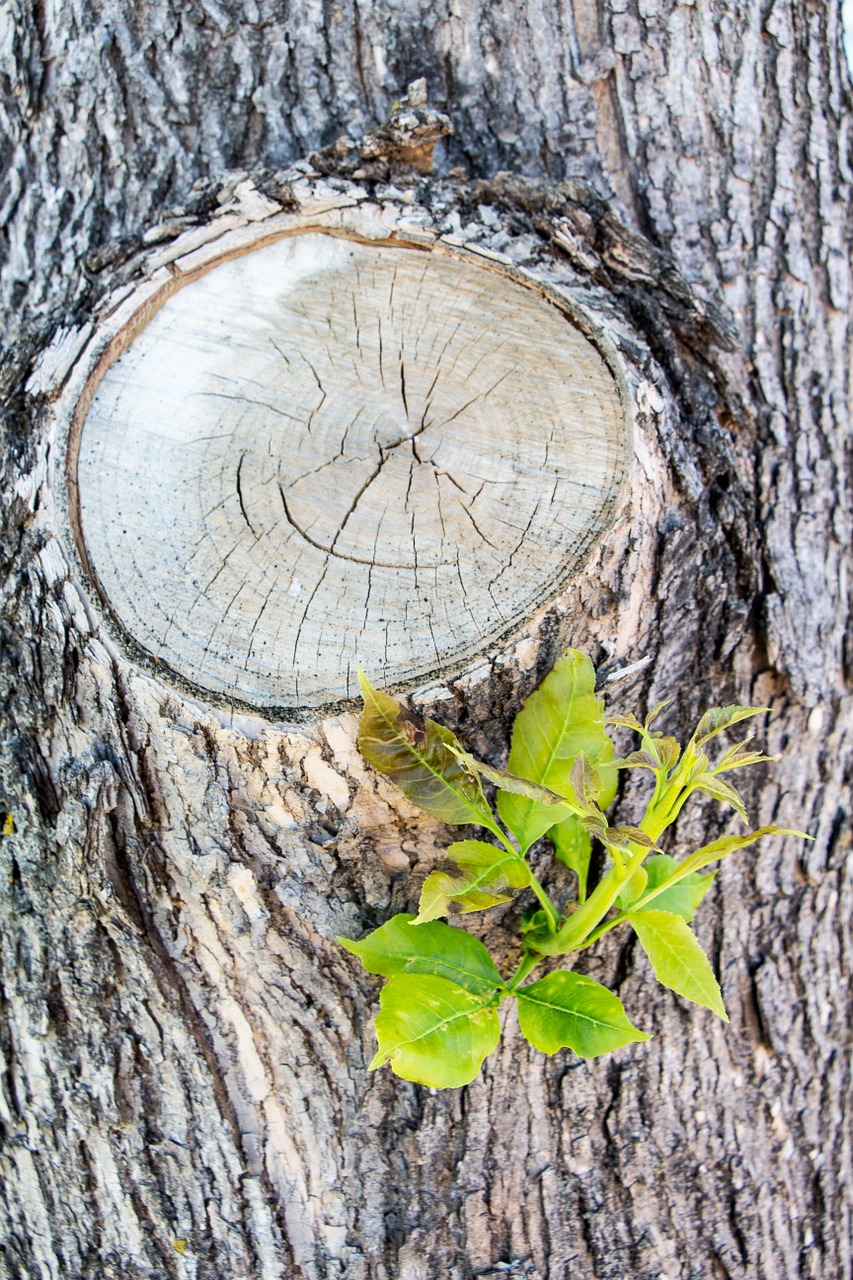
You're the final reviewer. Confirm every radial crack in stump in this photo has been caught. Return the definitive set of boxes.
[71,230,632,712]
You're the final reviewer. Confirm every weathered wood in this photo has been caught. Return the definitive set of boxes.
[69,217,630,711]
[1,5,852,1280]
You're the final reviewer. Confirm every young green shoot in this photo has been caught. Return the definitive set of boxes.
[339,652,808,1087]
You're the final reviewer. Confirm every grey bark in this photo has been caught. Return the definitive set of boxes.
[1,4,852,1280]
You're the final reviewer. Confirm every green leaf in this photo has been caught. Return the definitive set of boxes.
[628,909,728,1020]
[520,906,550,935]
[369,974,501,1087]
[569,753,605,813]
[690,771,749,823]
[594,823,658,852]
[713,738,777,774]
[415,875,510,922]
[675,826,809,879]
[338,913,504,995]
[611,749,660,772]
[632,854,715,921]
[448,841,531,890]
[693,704,768,746]
[548,815,592,901]
[605,711,644,733]
[648,736,681,772]
[497,650,616,853]
[613,737,680,775]
[644,699,671,730]
[580,816,658,870]
[447,748,573,810]
[414,840,530,923]
[358,672,493,827]
[516,971,650,1057]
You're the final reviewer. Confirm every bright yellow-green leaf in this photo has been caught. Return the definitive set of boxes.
[689,772,749,823]
[675,826,809,879]
[517,971,650,1057]
[712,737,776,773]
[498,651,616,853]
[338,913,503,995]
[448,842,532,890]
[631,854,714,921]
[628,909,728,1020]
[370,974,501,1087]
[358,672,493,827]
[414,840,530,923]
[416,874,510,921]
[1,813,13,837]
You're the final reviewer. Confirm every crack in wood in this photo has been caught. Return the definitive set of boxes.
[235,452,258,538]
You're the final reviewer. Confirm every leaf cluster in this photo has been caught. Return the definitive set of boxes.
[340,654,808,1087]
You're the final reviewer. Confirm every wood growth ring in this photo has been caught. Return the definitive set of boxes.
[70,229,632,712]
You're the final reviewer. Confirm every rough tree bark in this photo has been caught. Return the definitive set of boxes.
[1,4,851,1280]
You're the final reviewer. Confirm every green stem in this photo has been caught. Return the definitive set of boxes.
[579,913,628,949]
[625,850,703,914]
[552,783,690,954]
[558,779,695,953]
[526,757,705,957]
[641,791,679,843]
[528,872,559,933]
[547,843,646,953]
[507,950,542,990]
[490,821,559,935]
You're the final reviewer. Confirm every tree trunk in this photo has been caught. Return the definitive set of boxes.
[1,4,851,1279]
